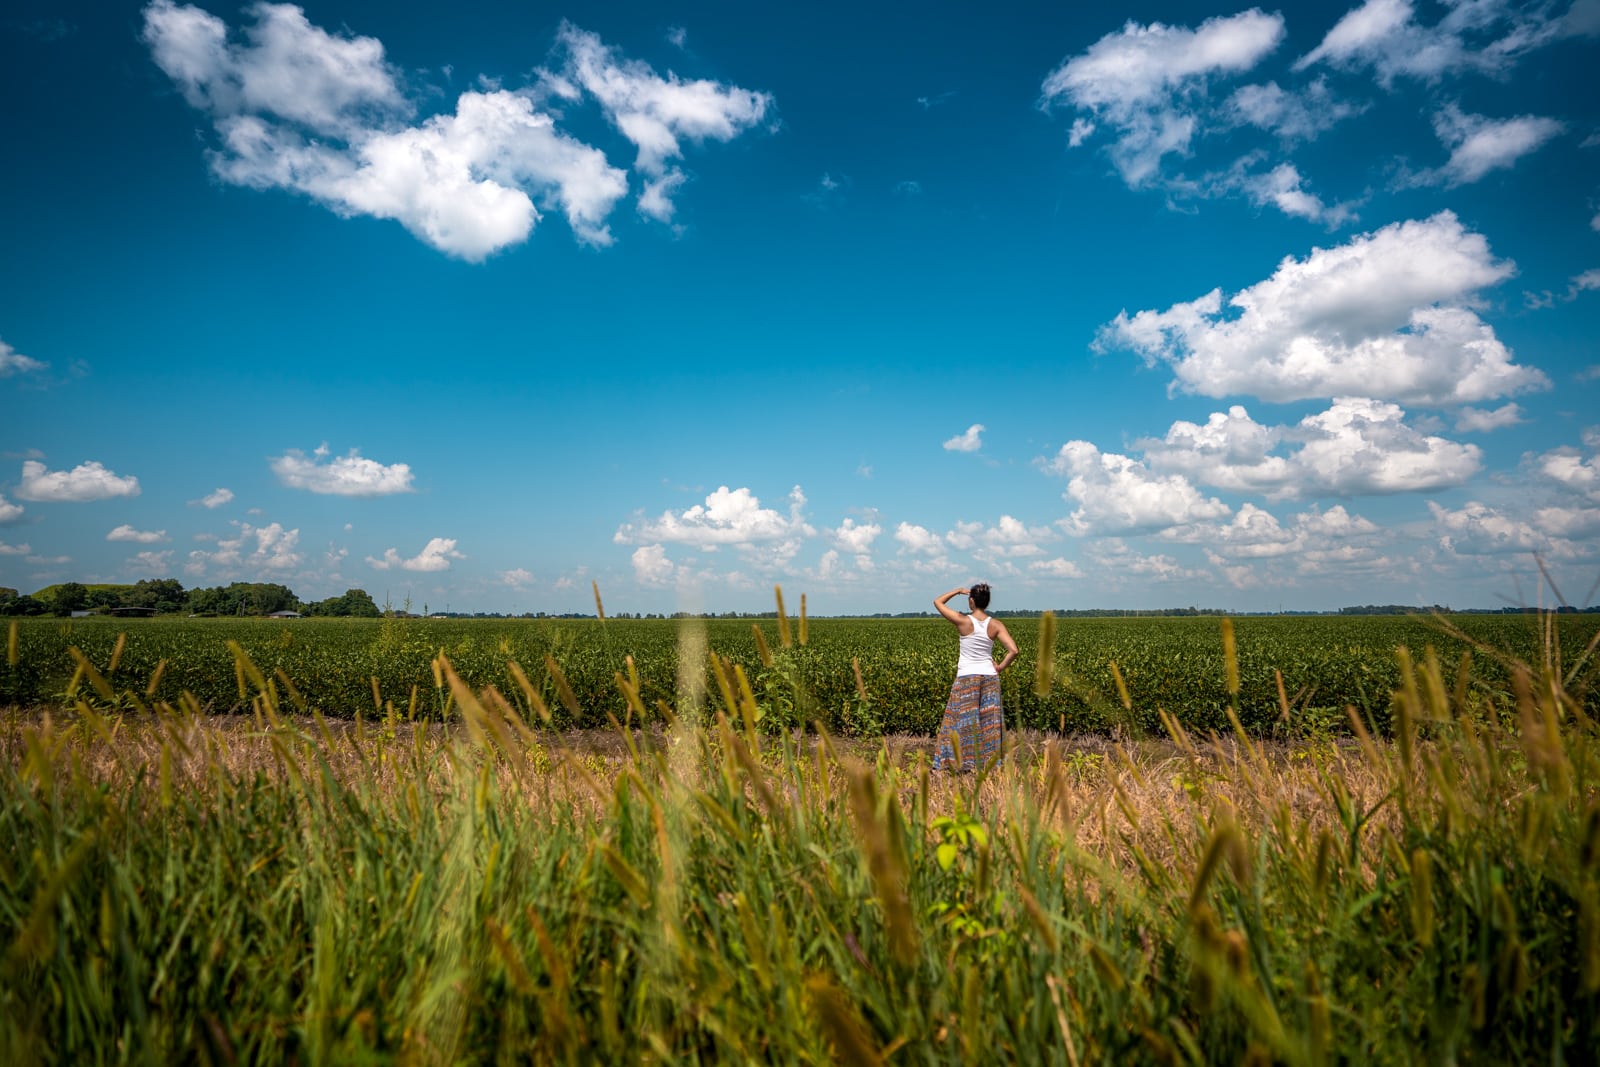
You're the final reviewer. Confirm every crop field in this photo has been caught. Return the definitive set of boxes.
[2,613,1598,1061]
[4,611,1598,737]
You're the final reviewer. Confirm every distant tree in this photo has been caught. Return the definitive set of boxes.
[87,587,123,610]
[184,582,300,616]
[308,588,380,617]
[1,595,46,616]
[128,578,187,614]
[52,582,89,615]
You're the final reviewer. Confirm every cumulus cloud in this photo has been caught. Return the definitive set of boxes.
[1040,9,1284,187]
[127,550,175,575]
[1139,405,1291,493]
[543,20,772,224]
[830,518,882,555]
[1165,502,1379,559]
[1084,539,1204,582]
[1528,430,1600,501]
[1456,402,1524,432]
[1430,500,1549,555]
[894,522,945,555]
[945,515,1054,559]
[366,536,463,572]
[942,424,985,452]
[1141,399,1482,497]
[143,1,623,257]
[271,445,413,495]
[186,520,301,575]
[16,459,140,502]
[1044,441,1230,535]
[143,4,767,257]
[1097,212,1545,406]
[631,544,676,586]
[1405,105,1564,187]
[614,485,814,547]
[107,524,169,543]
[1031,557,1086,579]
[0,541,30,556]
[1296,0,1582,85]
[0,494,22,524]
[500,567,535,588]
[193,487,234,509]
[0,338,48,377]
[1295,398,1482,493]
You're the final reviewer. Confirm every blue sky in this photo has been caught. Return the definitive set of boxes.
[3,0,1599,614]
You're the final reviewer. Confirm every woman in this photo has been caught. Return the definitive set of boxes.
[932,583,1018,772]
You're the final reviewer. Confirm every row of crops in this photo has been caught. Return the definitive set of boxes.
[5,613,1597,734]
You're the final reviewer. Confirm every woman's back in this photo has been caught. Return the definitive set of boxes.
[956,615,996,675]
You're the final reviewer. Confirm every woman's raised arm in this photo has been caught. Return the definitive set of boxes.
[934,587,969,625]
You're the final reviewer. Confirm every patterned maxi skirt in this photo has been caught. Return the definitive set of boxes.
[933,674,1004,772]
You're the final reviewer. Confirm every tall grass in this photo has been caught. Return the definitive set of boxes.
[1,624,1597,1062]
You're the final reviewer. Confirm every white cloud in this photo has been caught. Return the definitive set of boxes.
[0,338,48,377]
[1296,0,1575,84]
[1141,399,1482,497]
[1031,557,1085,579]
[1040,9,1284,187]
[1528,432,1600,501]
[186,520,301,575]
[1570,269,1600,297]
[27,555,71,566]
[1044,440,1230,535]
[107,524,169,543]
[0,494,22,523]
[1097,212,1545,406]
[142,4,755,258]
[545,20,772,225]
[500,567,535,588]
[16,459,140,502]
[1165,502,1380,560]
[1455,403,1524,432]
[1407,105,1564,187]
[1532,505,1600,542]
[0,541,30,556]
[1223,78,1362,143]
[614,485,814,547]
[127,550,175,575]
[631,544,676,586]
[1430,500,1548,554]
[1084,539,1204,582]
[192,487,234,509]
[1139,404,1291,493]
[1294,397,1483,493]
[271,446,413,495]
[893,522,945,555]
[1216,157,1357,225]
[829,518,882,557]
[943,424,985,452]
[946,515,1054,559]
[367,537,463,572]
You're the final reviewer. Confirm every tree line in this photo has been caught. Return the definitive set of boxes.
[0,580,381,618]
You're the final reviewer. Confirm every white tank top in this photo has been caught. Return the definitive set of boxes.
[956,615,997,676]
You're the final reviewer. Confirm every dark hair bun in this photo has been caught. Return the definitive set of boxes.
[969,583,991,610]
